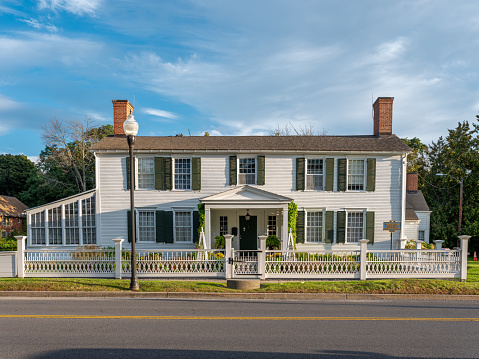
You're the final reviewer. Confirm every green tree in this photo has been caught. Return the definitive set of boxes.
[0,154,35,197]
[401,137,429,174]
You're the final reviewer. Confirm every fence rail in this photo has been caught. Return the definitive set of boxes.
[11,236,470,281]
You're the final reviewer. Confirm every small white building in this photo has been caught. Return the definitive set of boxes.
[25,97,430,251]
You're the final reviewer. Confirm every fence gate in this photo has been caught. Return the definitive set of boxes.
[232,250,260,277]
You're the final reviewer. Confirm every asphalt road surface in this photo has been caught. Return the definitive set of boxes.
[1,297,478,359]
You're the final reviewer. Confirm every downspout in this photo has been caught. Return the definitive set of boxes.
[400,153,407,243]
[94,152,100,246]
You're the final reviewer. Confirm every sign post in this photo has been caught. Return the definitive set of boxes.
[383,220,401,250]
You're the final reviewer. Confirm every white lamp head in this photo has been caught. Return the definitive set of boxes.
[123,113,139,137]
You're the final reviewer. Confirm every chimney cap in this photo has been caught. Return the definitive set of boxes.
[373,97,394,106]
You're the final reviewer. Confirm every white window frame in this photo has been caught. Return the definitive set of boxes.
[267,215,277,237]
[173,157,192,191]
[219,216,228,236]
[64,201,79,246]
[345,209,366,243]
[305,209,325,243]
[305,157,325,191]
[238,156,257,185]
[48,206,63,245]
[418,230,425,242]
[136,157,155,190]
[136,209,156,242]
[173,209,193,243]
[346,158,367,191]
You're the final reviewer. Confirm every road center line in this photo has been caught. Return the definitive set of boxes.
[1,315,478,321]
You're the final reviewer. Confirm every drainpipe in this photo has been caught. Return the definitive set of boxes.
[400,154,407,244]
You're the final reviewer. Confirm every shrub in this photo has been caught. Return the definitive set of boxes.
[266,235,281,250]
[0,238,16,251]
[215,235,226,249]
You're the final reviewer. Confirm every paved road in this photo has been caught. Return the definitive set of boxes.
[1,297,478,358]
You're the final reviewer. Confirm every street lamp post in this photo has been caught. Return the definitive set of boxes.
[436,169,472,247]
[124,113,139,291]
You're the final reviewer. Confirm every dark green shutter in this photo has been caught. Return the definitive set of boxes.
[155,158,165,190]
[337,211,346,244]
[192,158,201,191]
[126,157,131,190]
[366,211,375,244]
[325,158,334,191]
[325,211,334,243]
[296,158,305,191]
[127,210,132,242]
[193,211,200,243]
[367,158,376,192]
[229,156,237,186]
[296,210,305,243]
[257,156,265,185]
[164,158,172,190]
[164,211,174,243]
[156,210,164,243]
[337,159,347,192]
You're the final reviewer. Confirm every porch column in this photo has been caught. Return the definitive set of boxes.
[204,207,211,249]
[282,206,288,250]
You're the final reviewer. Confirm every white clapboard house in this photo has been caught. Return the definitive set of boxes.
[25,97,431,250]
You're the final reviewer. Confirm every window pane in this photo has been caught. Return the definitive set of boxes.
[175,211,192,242]
[31,211,46,245]
[138,158,155,189]
[220,216,228,236]
[239,158,256,184]
[48,206,62,245]
[307,211,323,242]
[348,160,364,191]
[65,202,79,245]
[267,215,277,236]
[82,196,96,244]
[138,210,155,242]
[347,212,363,243]
[175,158,191,190]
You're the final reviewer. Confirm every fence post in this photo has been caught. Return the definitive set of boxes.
[398,238,407,249]
[258,235,267,280]
[434,240,444,250]
[415,240,423,250]
[14,236,26,278]
[359,239,369,281]
[112,238,124,279]
[224,235,233,279]
[458,235,470,282]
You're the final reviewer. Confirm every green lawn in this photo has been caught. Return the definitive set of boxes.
[0,259,478,295]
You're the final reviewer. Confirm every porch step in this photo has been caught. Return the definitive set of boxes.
[227,279,261,290]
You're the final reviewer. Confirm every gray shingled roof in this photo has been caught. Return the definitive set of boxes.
[90,134,411,153]
[406,191,430,212]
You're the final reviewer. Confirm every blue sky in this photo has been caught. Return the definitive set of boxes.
[1,0,479,161]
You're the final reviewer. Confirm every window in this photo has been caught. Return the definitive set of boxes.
[347,212,364,243]
[175,211,192,242]
[31,211,45,245]
[267,216,277,236]
[1,231,6,238]
[306,211,323,243]
[348,159,365,191]
[138,210,155,242]
[65,202,79,245]
[137,157,155,189]
[306,159,324,190]
[174,158,191,190]
[418,230,425,241]
[48,206,62,245]
[238,158,256,185]
[219,216,228,236]
[82,196,96,244]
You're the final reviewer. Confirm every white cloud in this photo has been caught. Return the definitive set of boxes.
[19,18,58,32]
[142,108,178,120]
[0,94,22,111]
[27,155,40,163]
[38,0,101,15]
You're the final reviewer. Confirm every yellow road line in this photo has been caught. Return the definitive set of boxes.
[1,315,479,321]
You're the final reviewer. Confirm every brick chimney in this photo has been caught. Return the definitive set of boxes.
[406,172,418,193]
[373,97,394,136]
[112,100,134,137]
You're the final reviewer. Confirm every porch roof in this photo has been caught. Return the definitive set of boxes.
[200,185,292,206]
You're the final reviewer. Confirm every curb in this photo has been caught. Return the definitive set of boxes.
[0,291,478,301]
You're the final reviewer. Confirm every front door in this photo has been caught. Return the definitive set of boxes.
[239,216,257,250]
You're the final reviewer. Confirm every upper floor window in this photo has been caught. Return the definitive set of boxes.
[137,157,155,189]
[348,159,365,191]
[347,211,364,243]
[174,158,191,190]
[306,159,324,190]
[239,158,256,185]
[306,211,323,243]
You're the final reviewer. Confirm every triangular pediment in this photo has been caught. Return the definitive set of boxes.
[200,185,292,203]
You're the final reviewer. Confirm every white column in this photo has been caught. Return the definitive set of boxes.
[205,207,211,249]
[14,236,26,278]
[359,239,369,281]
[398,238,407,249]
[400,154,407,241]
[282,206,289,250]
[112,238,124,279]
[224,234,233,279]
[78,199,83,246]
[434,240,444,250]
[459,235,470,282]
[258,235,267,280]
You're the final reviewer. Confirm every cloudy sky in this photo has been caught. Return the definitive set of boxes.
[1,0,479,160]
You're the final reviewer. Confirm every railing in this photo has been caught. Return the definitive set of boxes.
[233,250,260,275]
[122,249,225,277]
[24,249,115,277]
[265,250,361,278]
[366,250,461,278]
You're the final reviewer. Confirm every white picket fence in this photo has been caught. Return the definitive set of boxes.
[9,235,470,281]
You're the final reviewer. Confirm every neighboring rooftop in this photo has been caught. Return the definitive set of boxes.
[90,135,412,153]
[0,195,28,218]
[406,190,430,219]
